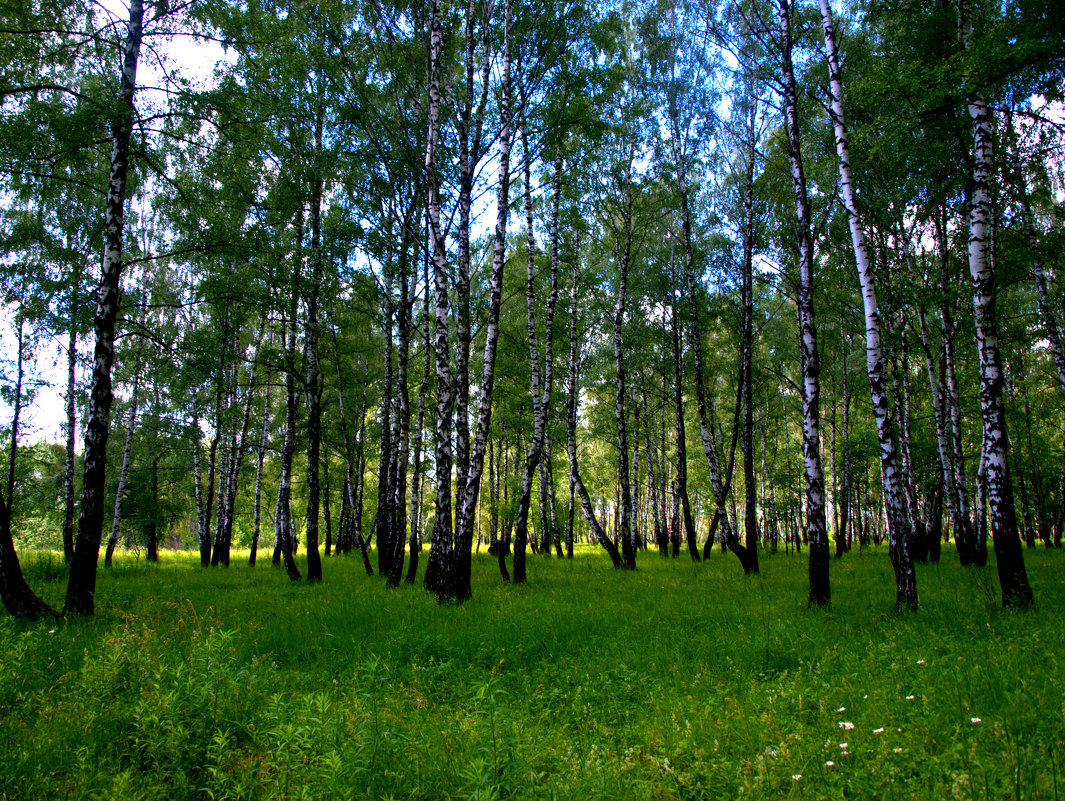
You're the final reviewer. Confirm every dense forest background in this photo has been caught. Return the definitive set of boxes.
[1,0,1063,616]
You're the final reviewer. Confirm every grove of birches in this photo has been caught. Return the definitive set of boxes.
[1,0,1063,620]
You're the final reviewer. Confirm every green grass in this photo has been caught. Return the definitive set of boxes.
[2,545,1063,800]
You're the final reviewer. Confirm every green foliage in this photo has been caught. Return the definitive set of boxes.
[4,547,1065,799]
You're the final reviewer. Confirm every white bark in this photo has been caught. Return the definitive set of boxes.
[819,0,915,607]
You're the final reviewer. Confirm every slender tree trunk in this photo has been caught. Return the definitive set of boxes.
[407,250,433,584]
[778,0,830,607]
[375,246,395,577]
[669,263,700,561]
[447,0,514,602]
[739,107,760,569]
[303,111,325,583]
[65,0,144,616]
[249,378,271,566]
[387,203,418,588]
[423,0,455,596]
[512,120,546,584]
[819,0,915,607]
[452,0,492,529]
[837,334,851,558]
[936,212,977,562]
[277,209,304,582]
[961,22,1032,605]
[104,364,140,567]
[1006,113,1065,543]
[62,269,80,563]
[641,380,666,556]
[332,328,373,574]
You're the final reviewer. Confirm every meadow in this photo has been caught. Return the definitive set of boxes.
[1,545,1062,800]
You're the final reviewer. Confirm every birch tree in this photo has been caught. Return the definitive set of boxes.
[818,0,916,609]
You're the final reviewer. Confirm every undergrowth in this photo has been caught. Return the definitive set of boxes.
[1,545,1062,800]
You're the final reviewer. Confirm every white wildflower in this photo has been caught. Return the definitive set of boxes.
[970,717,982,724]
[825,761,835,767]
[838,721,855,730]
[873,727,885,734]
[839,743,848,749]
[792,774,802,781]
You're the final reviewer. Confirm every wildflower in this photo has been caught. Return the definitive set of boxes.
[47,630,56,635]
[970,717,982,724]
[792,774,802,781]
[906,695,915,700]
[825,761,835,767]
[917,659,926,665]
[873,727,885,734]
[836,707,846,712]
[893,748,902,753]
[838,721,855,730]
[839,743,848,749]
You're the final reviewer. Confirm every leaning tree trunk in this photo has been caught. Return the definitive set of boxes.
[105,364,140,567]
[565,239,623,568]
[819,0,915,608]
[65,0,144,616]
[778,0,830,606]
[447,0,514,602]
[963,73,1033,607]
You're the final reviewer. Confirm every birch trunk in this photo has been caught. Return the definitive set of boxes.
[512,121,546,584]
[104,365,140,567]
[386,205,417,588]
[277,220,303,581]
[963,67,1033,606]
[249,377,271,566]
[936,212,976,561]
[422,0,455,596]
[407,257,432,584]
[65,0,144,615]
[62,268,80,563]
[641,380,666,556]
[739,99,760,569]
[819,0,915,607]
[447,0,514,601]
[375,246,395,576]
[612,171,636,570]
[670,264,700,561]
[778,0,830,606]
[1006,114,1065,543]
[304,109,325,583]
[565,254,581,561]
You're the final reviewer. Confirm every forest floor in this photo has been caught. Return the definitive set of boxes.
[2,544,1063,800]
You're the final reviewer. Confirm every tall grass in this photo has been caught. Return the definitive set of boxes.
[2,546,1062,799]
